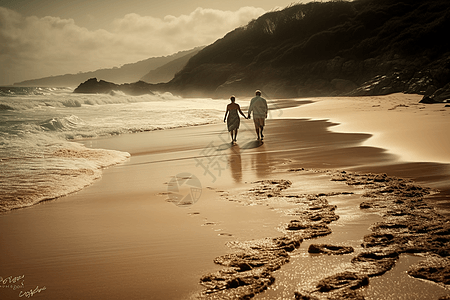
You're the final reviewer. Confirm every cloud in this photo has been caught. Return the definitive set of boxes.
[111,7,265,54]
[0,6,265,85]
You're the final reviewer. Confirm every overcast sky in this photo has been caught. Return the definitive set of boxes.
[0,0,307,85]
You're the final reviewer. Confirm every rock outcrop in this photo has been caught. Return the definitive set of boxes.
[73,78,119,94]
[199,179,343,299]
[198,170,449,299]
[420,82,450,104]
[308,244,354,255]
[73,78,164,96]
[407,256,450,285]
[295,171,449,299]
[199,235,302,299]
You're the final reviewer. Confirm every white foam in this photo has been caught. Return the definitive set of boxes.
[0,134,130,212]
[0,90,227,211]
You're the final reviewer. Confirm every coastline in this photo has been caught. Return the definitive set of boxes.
[277,93,450,165]
[1,94,449,299]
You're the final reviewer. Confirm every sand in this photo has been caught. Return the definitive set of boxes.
[0,94,449,300]
[278,93,450,165]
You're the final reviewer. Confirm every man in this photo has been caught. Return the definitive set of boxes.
[247,90,268,141]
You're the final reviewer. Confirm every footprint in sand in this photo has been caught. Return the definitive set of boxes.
[218,233,233,236]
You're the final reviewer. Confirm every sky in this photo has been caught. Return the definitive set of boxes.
[0,0,307,85]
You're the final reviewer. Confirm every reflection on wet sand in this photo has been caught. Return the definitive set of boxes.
[228,145,242,183]
[253,144,269,179]
[234,140,271,180]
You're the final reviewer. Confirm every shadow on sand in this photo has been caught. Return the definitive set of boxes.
[240,140,264,150]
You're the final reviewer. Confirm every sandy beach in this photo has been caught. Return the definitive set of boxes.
[1,94,449,299]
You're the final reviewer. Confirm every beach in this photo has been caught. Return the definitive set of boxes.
[1,93,449,299]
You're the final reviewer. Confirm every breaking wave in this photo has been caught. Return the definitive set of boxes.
[0,88,225,212]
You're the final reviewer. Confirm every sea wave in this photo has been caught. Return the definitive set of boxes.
[0,103,14,110]
[0,93,226,212]
[62,99,82,107]
[0,86,73,97]
[0,133,130,212]
[40,115,86,131]
[0,87,183,111]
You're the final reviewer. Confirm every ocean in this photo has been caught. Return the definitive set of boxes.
[0,87,225,212]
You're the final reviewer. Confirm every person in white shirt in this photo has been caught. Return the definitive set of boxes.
[247,90,268,141]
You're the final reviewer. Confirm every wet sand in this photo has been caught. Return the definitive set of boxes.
[1,94,449,299]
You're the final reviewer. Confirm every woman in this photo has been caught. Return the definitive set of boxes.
[224,96,247,144]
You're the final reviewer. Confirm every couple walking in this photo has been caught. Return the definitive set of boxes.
[223,90,268,144]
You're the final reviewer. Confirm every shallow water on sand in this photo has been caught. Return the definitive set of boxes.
[255,192,450,300]
[364,254,450,300]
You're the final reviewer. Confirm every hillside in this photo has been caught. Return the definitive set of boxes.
[14,47,201,87]
[140,49,200,84]
[167,0,450,99]
[75,0,450,102]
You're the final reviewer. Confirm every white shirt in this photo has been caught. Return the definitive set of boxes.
[248,96,268,118]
